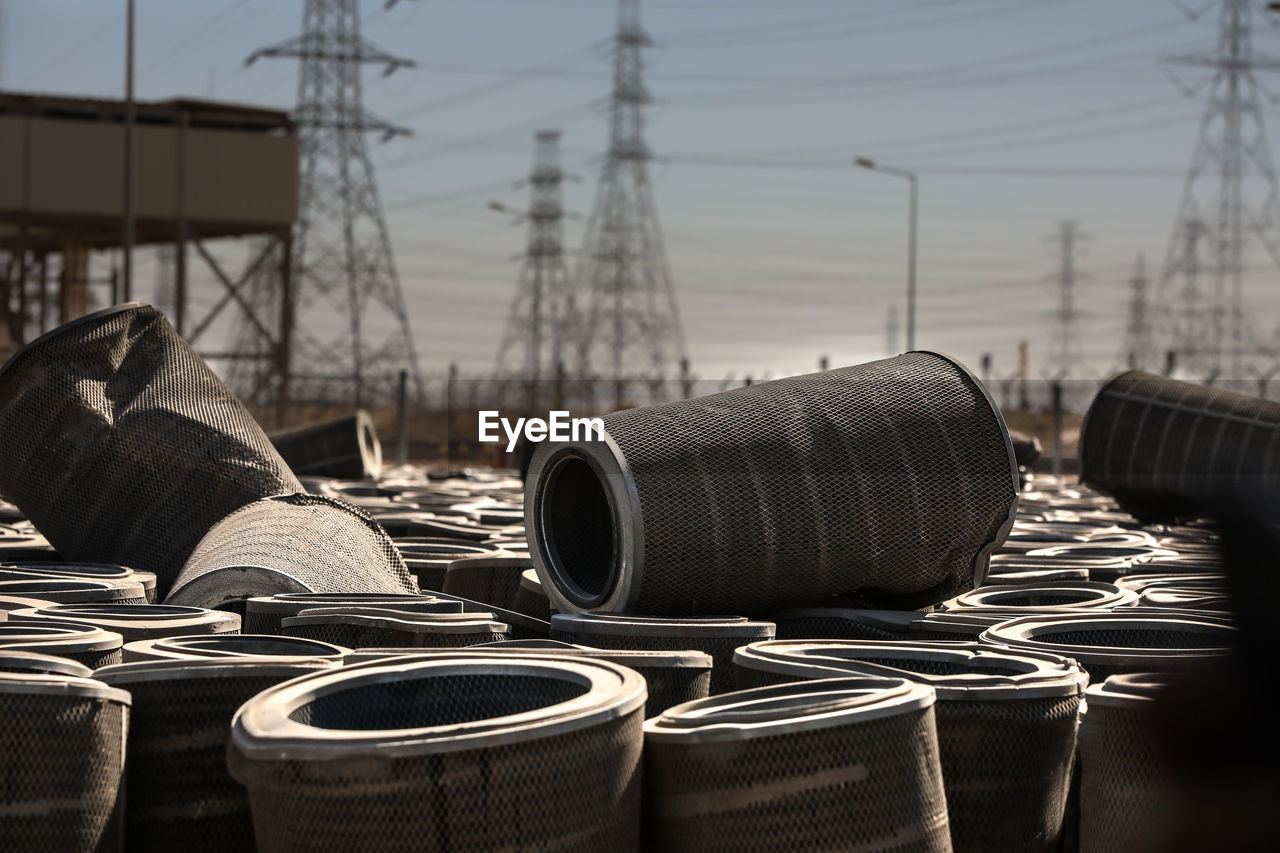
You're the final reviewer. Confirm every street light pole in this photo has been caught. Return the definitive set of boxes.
[855,156,917,351]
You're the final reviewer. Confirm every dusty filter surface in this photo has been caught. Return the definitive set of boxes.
[527,351,1018,616]
[227,655,647,852]
[0,304,303,599]
[643,677,950,853]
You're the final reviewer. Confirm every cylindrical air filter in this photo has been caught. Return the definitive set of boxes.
[980,612,1235,680]
[0,561,157,603]
[97,658,335,853]
[394,538,503,591]
[268,410,382,480]
[1077,673,1176,853]
[432,591,551,641]
[909,611,1009,642]
[1115,573,1226,594]
[528,352,1018,615]
[243,592,462,635]
[941,581,1137,612]
[1138,589,1231,612]
[769,608,919,641]
[986,566,1092,584]
[0,620,125,668]
[122,634,349,663]
[167,493,419,609]
[441,553,532,609]
[281,609,508,648]
[0,647,93,677]
[512,568,553,621]
[1080,370,1280,519]
[0,304,304,599]
[0,671,130,852]
[9,603,240,641]
[0,576,148,605]
[733,640,1087,852]
[550,612,774,694]
[644,677,950,853]
[228,655,647,852]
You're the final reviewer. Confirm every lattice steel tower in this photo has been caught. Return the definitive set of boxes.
[1159,0,1280,377]
[236,0,423,410]
[1044,220,1087,378]
[1124,253,1155,371]
[576,0,687,409]
[494,131,577,411]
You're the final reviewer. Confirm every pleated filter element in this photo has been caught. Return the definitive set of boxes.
[528,352,1018,616]
[0,671,130,852]
[643,677,950,853]
[227,655,647,852]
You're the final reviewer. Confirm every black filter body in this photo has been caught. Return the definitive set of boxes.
[441,554,532,610]
[0,620,125,668]
[643,677,950,853]
[733,641,1086,853]
[0,304,303,599]
[528,352,1018,615]
[1080,371,1280,519]
[97,659,334,853]
[0,671,130,852]
[0,647,93,677]
[228,655,647,852]
[167,493,419,608]
[268,411,382,480]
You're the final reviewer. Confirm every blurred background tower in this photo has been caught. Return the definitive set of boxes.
[576,0,687,410]
[493,130,577,412]
[1159,0,1280,378]
[1124,253,1155,371]
[1045,220,1087,379]
[232,0,423,414]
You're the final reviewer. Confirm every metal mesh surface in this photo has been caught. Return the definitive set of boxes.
[770,609,917,641]
[530,352,1017,615]
[0,622,124,669]
[0,305,303,599]
[229,664,645,853]
[169,493,418,606]
[97,665,326,853]
[0,677,128,852]
[442,556,531,610]
[644,701,950,853]
[281,617,506,649]
[1078,698,1174,853]
[1080,370,1280,519]
[268,411,381,480]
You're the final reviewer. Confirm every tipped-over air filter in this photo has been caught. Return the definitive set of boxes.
[0,647,93,677]
[442,553,532,610]
[0,620,125,668]
[97,658,335,853]
[9,603,240,641]
[281,608,508,648]
[122,634,349,663]
[980,612,1235,680]
[0,576,148,605]
[1077,673,1177,853]
[0,671,130,851]
[1080,370,1280,519]
[528,352,1018,615]
[769,608,919,641]
[268,410,382,480]
[227,655,647,852]
[550,612,774,694]
[0,561,157,602]
[0,304,303,599]
[733,640,1087,852]
[243,592,463,635]
[644,677,950,853]
[167,493,418,609]
[942,581,1137,612]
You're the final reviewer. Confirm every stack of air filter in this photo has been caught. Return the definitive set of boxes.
[0,666,130,851]
[527,353,1018,615]
[123,633,349,663]
[0,561,158,602]
[980,611,1235,680]
[0,620,125,668]
[243,592,464,635]
[1077,673,1178,853]
[644,677,951,853]
[228,655,647,852]
[550,613,774,694]
[280,607,508,648]
[733,640,1088,852]
[7,603,240,641]
[98,658,336,853]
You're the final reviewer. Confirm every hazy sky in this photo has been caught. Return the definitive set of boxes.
[3,0,1278,388]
